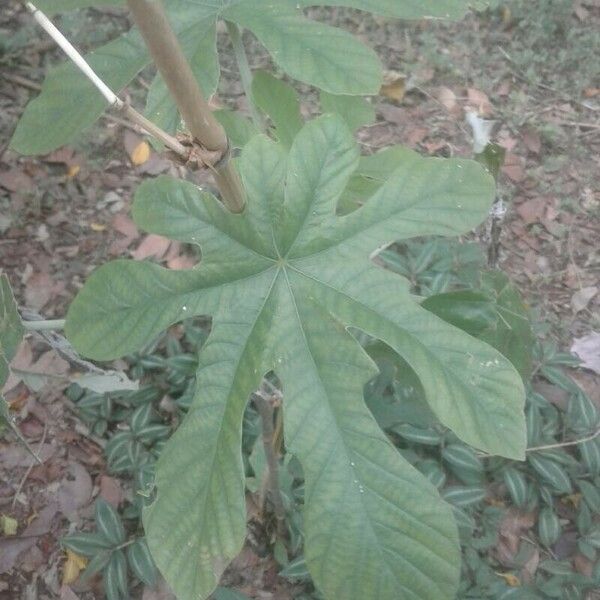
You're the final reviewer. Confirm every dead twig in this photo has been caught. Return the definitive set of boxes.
[253,393,287,542]
[11,423,48,508]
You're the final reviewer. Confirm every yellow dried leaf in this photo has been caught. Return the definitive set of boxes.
[380,70,407,103]
[67,165,80,178]
[130,140,151,166]
[496,572,520,587]
[62,549,88,585]
[487,498,506,508]
[90,222,107,232]
[562,493,581,508]
[1,514,18,536]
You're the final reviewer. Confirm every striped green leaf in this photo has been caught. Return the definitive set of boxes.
[442,444,484,484]
[568,392,599,432]
[580,438,600,476]
[503,467,528,508]
[95,498,125,546]
[61,532,114,558]
[127,538,157,586]
[80,550,112,582]
[526,404,542,446]
[417,460,447,489]
[528,455,573,495]
[578,479,600,513]
[130,403,153,433]
[538,560,573,576]
[394,424,443,446]
[577,502,592,534]
[103,550,128,600]
[451,506,475,537]
[538,507,561,547]
[585,526,600,549]
[442,486,486,508]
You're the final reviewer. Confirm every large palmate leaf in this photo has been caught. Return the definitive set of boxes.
[11,1,220,154]
[34,0,122,14]
[66,116,525,600]
[297,0,487,19]
[14,0,483,153]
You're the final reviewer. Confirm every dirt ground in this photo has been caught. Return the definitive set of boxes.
[0,1,599,598]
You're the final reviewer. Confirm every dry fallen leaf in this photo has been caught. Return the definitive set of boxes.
[131,141,151,166]
[515,198,546,224]
[467,87,493,116]
[142,577,177,600]
[437,86,458,114]
[58,462,93,521]
[571,332,600,374]
[132,234,172,261]
[502,153,526,183]
[495,572,520,587]
[99,475,124,507]
[496,508,536,565]
[380,70,407,102]
[112,213,139,242]
[1,514,18,536]
[124,131,151,166]
[167,255,197,270]
[583,87,600,98]
[574,553,594,577]
[62,550,87,586]
[522,128,542,154]
[571,286,598,313]
[67,165,80,179]
[0,169,34,193]
[60,586,81,600]
[24,272,54,310]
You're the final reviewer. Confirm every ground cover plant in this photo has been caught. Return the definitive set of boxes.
[2,1,599,599]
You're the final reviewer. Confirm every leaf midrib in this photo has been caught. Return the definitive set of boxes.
[280,267,451,598]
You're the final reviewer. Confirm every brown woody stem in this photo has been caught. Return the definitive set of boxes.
[126,0,246,213]
[254,394,287,540]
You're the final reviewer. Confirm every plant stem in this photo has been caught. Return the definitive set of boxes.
[254,394,287,540]
[24,2,187,158]
[22,318,66,331]
[526,427,600,453]
[225,21,266,132]
[126,0,246,213]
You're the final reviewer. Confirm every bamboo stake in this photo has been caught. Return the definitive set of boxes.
[126,0,246,213]
[24,2,188,158]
